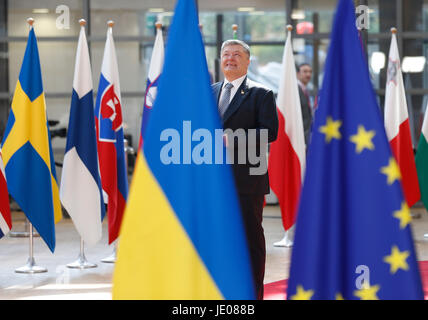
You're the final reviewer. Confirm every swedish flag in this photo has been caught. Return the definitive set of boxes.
[1,26,61,252]
[287,0,424,300]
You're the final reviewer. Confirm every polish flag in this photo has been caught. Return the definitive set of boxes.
[268,28,306,233]
[384,31,420,207]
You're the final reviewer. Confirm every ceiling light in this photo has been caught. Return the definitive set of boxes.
[402,56,426,73]
[237,7,255,12]
[148,8,165,13]
[32,9,49,14]
[291,9,305,20]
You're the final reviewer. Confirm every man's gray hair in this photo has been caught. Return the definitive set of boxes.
[221,39,251,57]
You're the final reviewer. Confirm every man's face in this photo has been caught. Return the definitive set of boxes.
[297,65,312,85]
[221,45,250,81]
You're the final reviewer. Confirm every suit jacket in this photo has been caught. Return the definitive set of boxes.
[298,85,313,146]
[213,77,278,195]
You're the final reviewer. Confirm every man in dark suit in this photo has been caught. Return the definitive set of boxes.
[296,63,314,145]
[212,39,278,299]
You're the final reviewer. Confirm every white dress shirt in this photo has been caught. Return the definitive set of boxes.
[220,74,247,105]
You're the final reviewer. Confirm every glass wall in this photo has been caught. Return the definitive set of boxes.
[3,0,428,152]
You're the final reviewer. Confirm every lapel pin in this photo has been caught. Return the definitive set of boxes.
[241,90,245,95]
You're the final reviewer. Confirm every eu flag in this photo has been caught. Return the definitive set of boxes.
[287,0,424,300]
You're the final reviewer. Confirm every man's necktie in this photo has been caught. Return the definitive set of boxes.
[218,82,234,118]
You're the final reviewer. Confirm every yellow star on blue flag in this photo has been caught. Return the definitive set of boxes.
[287,0,423,300]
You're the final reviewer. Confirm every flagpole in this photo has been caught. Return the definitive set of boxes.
[15,18,48,274]
[67,237,97,269]
[232,24,238,39]
[9,217,40,238]
[15,222,47,273]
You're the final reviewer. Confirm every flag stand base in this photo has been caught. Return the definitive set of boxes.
[14,223,47,274]
[67,238,97,269]
[15,257,47,274]
[101,245,116,263]
[67,256,97,269]
[273,227,294,247]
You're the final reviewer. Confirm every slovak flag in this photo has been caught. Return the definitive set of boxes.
[140,23,164,147]
[268,28,306,237]
[384,31,420,208]
[95,22,128,244]
[0,149,11,239]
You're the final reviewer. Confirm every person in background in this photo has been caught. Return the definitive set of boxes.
[296,63,314,146]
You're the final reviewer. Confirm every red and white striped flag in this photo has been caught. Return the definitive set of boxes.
[0,150,12,239]
[384,32,420,207]
[268,28,306,242]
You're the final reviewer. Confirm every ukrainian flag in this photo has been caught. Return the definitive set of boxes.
[1,26,61,253]
[113,0,255,299]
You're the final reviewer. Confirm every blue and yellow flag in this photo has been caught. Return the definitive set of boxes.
[287,0,424,300]
[1,26,61,253]
[113,0,254,299]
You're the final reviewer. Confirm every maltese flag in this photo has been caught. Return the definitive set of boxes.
[384,32,420,207]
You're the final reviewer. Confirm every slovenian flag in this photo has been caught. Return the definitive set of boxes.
[384,31,420,208]
[268,28,306,233]
[95,23,128,244]
[112,0,254,299]
[0,149,11,239]
[1,26,62,252]
[60,22,105,246]
[140,23,164,147]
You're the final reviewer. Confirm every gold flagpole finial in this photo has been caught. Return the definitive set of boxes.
[27,18,34,27]
[107,20,115,28]
[79,19,86,27]
[391,27,397,34]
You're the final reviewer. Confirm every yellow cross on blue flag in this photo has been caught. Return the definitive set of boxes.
[287,0,424,300]
[1,26,61,252]
[112,0,254,299]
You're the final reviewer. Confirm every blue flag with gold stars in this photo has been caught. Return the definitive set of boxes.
[286,0,424,300]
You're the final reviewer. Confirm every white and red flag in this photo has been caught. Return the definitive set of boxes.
[94,22,128,244]
[268,28,306,246]
[0,150,11,239]
[384,31,420,207]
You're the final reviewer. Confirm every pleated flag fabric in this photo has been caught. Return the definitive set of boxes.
[268,28,306,232]
[95,24,128,244]
[287,0,423,300]
[1,27,62,252]
[60,24,105,246]
[384,32,420,208]
[112,0,255,299]
[140,24,164,147]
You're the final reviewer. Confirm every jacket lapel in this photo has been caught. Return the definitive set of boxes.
[222,77,250,124]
